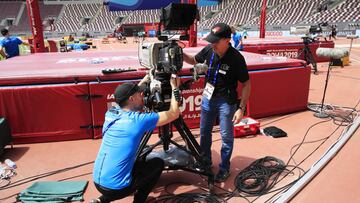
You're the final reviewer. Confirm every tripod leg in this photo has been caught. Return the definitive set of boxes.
[172,116,205,161]
[208,175,214,194]
[172,116,214,189]
[159,124,171,151]
[305,47,318,74]
[136,131,154,161]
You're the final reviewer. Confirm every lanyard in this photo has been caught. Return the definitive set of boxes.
[206,53,221,85]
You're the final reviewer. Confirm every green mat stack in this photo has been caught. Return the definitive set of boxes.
[17,180,88,203]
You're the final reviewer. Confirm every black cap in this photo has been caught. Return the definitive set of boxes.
[205,23,232,43]
[1,28,9,36]
[114,82,145,104]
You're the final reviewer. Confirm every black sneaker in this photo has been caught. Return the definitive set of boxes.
[192,161,204,171]
[215,169,230,183]
[192,161,213,172]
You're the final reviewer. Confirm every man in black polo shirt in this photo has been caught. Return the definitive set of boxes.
[183,23,251,182]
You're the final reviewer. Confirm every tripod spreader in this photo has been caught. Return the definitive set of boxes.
[136,115,215,191]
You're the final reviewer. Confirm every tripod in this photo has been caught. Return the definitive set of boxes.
[298,37,318,74]
[136,116,215,191]
[136,73,214,191]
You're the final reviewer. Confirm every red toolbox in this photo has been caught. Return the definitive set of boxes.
[234,117,260,138]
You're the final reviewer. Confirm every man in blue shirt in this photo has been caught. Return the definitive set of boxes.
[0,28,31,59]
[68,41,89,51]
[92,75,181,203]
[231,26,243,51]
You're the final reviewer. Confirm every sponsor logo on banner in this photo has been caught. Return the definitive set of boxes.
[180,87,203,121]
[323,30,356,37]
[265,31,283,37]
[266,49,299,58]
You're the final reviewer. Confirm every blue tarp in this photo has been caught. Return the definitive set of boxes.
[107,0,219,11]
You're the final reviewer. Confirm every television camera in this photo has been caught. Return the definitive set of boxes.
[136,3,215,191]
[290,23,329,74]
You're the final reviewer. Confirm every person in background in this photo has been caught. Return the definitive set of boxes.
[0,28,32,59]
[243,28,248,39]
[231,25,243,51]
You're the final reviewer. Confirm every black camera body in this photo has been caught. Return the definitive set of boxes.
[301,36,316,45]
[138,2,197,110]
[157,40,184,74]
[139,40,184,110]
[309,25,323,35]
[136,3,214,188]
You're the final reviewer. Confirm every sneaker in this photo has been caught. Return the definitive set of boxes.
[192,161,204,171]
[192,161,213,172]
[214,169,230,183]
[89,199,100,203]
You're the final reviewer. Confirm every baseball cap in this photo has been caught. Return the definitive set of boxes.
[114,82,146,104]
[1,28,9,36]
[205,23,232,43]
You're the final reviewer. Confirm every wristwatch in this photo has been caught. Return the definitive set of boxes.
[238,105,245,113]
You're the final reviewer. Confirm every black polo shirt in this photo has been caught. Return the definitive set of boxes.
[195,44,249,104]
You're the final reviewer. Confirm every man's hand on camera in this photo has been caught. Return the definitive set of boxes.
[170,74,180,89]
[139,73,150,86]
[142,74,150,83]
[194,62,208,74]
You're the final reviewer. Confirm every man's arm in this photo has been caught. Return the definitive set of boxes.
[0,46,6,58]
[233,54,251,124]
[232,80,251,124]
[156,76,181,126]
[138,74,150,87]
[235,35,244,50]
[183,52,197,65]
[22,41,32,47]
[239,80,251,110]
[240,37,244,48]
[16,38,32,47]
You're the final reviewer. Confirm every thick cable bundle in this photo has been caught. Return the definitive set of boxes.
[149,193,224,203]
[234,156,285,196]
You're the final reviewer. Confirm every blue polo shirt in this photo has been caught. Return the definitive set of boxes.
[93,107,159,190]
[0,36,23,58]
[232,32,242,49]
[68,43,89,51]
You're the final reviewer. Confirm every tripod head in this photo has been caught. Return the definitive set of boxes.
[301,36,316,45]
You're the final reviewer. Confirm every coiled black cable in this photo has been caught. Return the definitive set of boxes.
[234,156,286,196]
[148,193,224,203]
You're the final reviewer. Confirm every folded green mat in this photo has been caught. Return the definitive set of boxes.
[17,180,88,203]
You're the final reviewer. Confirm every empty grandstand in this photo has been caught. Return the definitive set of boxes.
[304,0,360,24]
[0,0,359,36]
[55,3,100,32]
[246,0,328,26]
